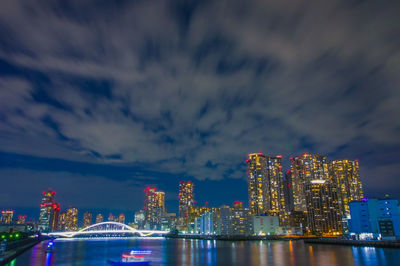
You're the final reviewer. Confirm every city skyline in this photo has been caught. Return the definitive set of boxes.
[2,150,397,240]
[2,152,374,224]
[0,0,399,222]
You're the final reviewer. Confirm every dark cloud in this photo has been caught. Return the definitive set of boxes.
[0,0,399,211]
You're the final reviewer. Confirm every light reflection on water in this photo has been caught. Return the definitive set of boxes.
[6,238,400,266]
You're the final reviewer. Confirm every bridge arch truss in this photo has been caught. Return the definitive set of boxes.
[47,221,169,238]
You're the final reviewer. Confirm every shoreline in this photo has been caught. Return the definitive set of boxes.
[166,234,311,241]
[304,238,400,248]
[0,238,44,265]
[167,235,400,248]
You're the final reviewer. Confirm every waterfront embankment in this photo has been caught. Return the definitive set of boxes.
[167,234,308,241]
[0,237,44,265]
[304,238,400,248]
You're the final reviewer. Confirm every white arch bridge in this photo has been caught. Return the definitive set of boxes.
[46,221,170,238]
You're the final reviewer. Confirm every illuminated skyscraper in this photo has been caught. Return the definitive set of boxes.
[83,212,92,228]
[218,205,231,235]
[231,203,251,236]
[194,208,221,235]
[281,170,297,228]
[108,213,116,222]
[118,213,125,224]
[58,211,67,230]
[247,153,286,220]
[186,206,211,232]
[144,187,165,229]
[328,159,363,218]
[134,210,145,228]
[290,154,328,212]
[1,210,14,224]
[65,207,78,231]
[304,179,342,236]
[17,215,26,224]
[283,171,294,212]
[39,188,60,232]
[247,153,268,215]
[96,213,104,224]
[233,201,243,209]
[179,181,194,218]
[50,203,60,231]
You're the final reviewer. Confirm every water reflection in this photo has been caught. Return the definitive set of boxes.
[7,238,400,266]
[45,252,52,266]
[288,240,295,266]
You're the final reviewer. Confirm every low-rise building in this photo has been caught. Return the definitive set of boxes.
[348,197,400,240]
[251,215,280,236]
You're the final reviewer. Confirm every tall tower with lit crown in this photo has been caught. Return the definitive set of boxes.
[39,188,60,232]
[304,179,342,235]
[65,207,78,231]
[95,213,104,224]
[83,212,92,228]
[179,181,194,218]
[118,213,126,224]
[289,153,328,212]
[247,153,286,219]
[144,186,165,229]
[247,153,268,215]
[1,210,14,224]
[328,159,363,218]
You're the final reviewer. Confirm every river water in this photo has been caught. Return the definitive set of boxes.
[6,237,400,265]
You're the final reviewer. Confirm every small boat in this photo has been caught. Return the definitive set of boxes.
[107,250,152,265]
[46,241,54,253]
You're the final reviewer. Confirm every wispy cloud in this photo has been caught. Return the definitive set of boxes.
[0,0,399,194]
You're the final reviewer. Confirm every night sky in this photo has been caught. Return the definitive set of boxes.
[0,0,399,222]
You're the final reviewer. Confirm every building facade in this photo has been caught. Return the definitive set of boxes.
[95,213,104,224]
[57,211,67,231]
[251,216,280,236]
[247,153,268,215]
[179,181,194,218]
[144,187,165,229]
[290,154,328,212]
[0,210,14,224]
[17,215,26,224]
[231,205,251,236]
[194,209,220,235]
[219,205,231,235]
[328,159,363,218]
[134,210,145,228]
[65,207,78,231]
[108,213,117,222]
[83,212,92,228]
[349,197,400,240]
[247,153,287,225]
[187,206,211,233]
[304,179,342,236]
[118,213,125,224]
[38,189,60,232]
